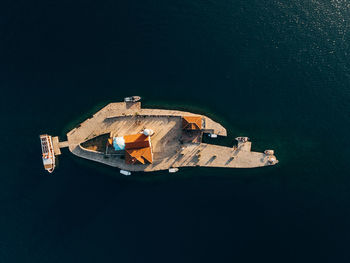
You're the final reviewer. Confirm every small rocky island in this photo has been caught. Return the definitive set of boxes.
[44,98,278,174]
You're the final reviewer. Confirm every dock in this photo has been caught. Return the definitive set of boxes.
[52,137,69,156]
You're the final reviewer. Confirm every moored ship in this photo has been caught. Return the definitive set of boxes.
[40,134,55,173]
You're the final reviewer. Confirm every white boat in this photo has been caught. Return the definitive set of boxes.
[208,133,217,138]
[168,168,179,173]
[120,170,131,176]
[40,134,55,173]
[124,96,141,102]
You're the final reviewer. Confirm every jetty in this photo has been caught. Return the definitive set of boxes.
[44,98,278,174]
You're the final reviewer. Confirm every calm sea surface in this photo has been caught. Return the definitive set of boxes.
[1,0,350,262]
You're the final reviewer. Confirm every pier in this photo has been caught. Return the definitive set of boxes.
[52,137,69,156]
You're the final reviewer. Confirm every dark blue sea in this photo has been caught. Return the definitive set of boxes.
[1,0,350,262]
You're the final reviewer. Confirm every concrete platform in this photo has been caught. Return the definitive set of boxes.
[58,141,69,148]
[58,101,278,172]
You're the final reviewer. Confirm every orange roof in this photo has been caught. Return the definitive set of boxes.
[124,134,150,149]
[182,116,202,130]
[126,147,153,164]
[123,133,153,164]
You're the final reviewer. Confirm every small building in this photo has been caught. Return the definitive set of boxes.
[109,132,154,164]
[124,134,153,164]
[182,116,203,130]
[115,133,153,165]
